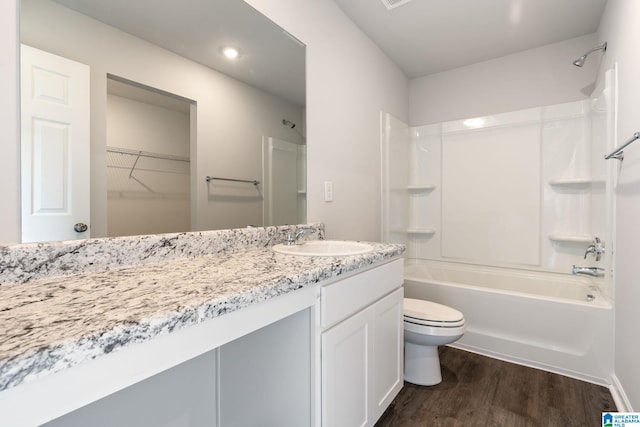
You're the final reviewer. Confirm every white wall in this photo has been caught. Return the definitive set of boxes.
[410,33,600,125]
[597,0,640,411]
[0,0,19,244]
[245,0,409,241]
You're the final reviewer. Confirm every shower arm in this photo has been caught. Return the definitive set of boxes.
[584,43,607,57]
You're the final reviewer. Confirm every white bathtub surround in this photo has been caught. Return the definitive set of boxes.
[0,223,325,285]
[382,98,613,279]
[0,223,404,394]
[404,259,613,385]
[441,109,541,266]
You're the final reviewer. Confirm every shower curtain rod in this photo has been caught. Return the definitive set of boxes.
[604,131,640,160]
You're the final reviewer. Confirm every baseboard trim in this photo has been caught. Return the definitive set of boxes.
[609,374,633,412]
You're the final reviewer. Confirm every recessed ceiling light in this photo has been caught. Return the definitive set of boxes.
[463,118,486,128]
[221,46,240,59]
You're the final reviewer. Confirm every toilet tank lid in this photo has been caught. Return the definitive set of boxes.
[404,298,464,322]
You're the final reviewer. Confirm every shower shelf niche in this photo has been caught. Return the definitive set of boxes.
[548,233,593,244]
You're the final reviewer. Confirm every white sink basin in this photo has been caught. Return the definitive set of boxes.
[272,240,373,257]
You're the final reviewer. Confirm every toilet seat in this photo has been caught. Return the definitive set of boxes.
[403,298,465,328]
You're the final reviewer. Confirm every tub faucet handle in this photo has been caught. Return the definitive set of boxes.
[583,237,604,261]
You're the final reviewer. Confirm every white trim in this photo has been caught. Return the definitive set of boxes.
[609,374,633,412]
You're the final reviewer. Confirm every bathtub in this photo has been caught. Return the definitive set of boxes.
[403,259,613,385]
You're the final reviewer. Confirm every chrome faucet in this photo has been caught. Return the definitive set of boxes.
[284,227,316,245]
[583,237,605,261]
[571,265,604,277]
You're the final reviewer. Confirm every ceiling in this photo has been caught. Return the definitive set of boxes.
[51,0,608,102]
[53,0,306,107]
[333,0,608,78]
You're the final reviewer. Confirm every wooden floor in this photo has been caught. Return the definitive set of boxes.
[376,347,616,427]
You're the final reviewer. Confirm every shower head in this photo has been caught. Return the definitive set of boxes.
[572,55,587,67]
[282,119,296,129]
[572,42,607,67]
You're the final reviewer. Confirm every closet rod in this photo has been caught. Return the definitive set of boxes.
[604,132,640,160]
[106,146,190,163]
[205,176,260,186]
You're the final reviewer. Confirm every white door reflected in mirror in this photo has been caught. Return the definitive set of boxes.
[20,44,90,243]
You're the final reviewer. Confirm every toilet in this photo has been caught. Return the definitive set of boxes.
[403,298,465,386]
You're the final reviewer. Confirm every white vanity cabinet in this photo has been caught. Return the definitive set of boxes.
[321,258,404,427]
[0,249,405,427]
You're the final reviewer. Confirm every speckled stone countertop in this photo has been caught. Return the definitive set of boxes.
[0,225,404,393]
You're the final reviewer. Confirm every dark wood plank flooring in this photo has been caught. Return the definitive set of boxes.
[376,346,616,427]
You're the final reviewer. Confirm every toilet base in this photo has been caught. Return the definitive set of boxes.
[404,342,442,386]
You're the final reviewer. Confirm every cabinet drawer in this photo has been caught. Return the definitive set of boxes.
[321,258,403,328]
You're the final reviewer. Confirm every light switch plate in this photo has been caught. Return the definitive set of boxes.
[324,181,333,202]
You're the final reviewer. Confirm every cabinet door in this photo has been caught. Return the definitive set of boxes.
[322,308,371,427]
[372,288,404,421]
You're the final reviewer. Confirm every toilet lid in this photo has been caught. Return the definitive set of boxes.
[404,298,464,326]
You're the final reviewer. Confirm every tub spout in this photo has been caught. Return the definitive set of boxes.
[571,265,604,277]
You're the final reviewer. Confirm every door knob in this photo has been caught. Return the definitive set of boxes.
[74,223,88,233]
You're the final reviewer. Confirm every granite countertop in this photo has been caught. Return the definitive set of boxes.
[0,241,404,393]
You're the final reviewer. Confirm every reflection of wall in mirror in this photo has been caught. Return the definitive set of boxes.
[262,137,306,227]
[20,0,305,238]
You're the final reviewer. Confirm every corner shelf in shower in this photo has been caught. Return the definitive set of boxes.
[407,184,436,192]
[548,178,605,188]
[406,228,436,236]
[548,233,593,244]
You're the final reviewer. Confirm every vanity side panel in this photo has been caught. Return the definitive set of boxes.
[218,308,313,426]
[43,351,217,427]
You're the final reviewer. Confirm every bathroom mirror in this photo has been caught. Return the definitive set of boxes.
[19,0,305,243]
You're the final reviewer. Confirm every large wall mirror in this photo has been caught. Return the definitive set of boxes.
[19,0,305,243]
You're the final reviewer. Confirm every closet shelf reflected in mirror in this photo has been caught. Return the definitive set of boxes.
[107,146,190,162]
[106,146,190,176]
[106,146,190,194]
